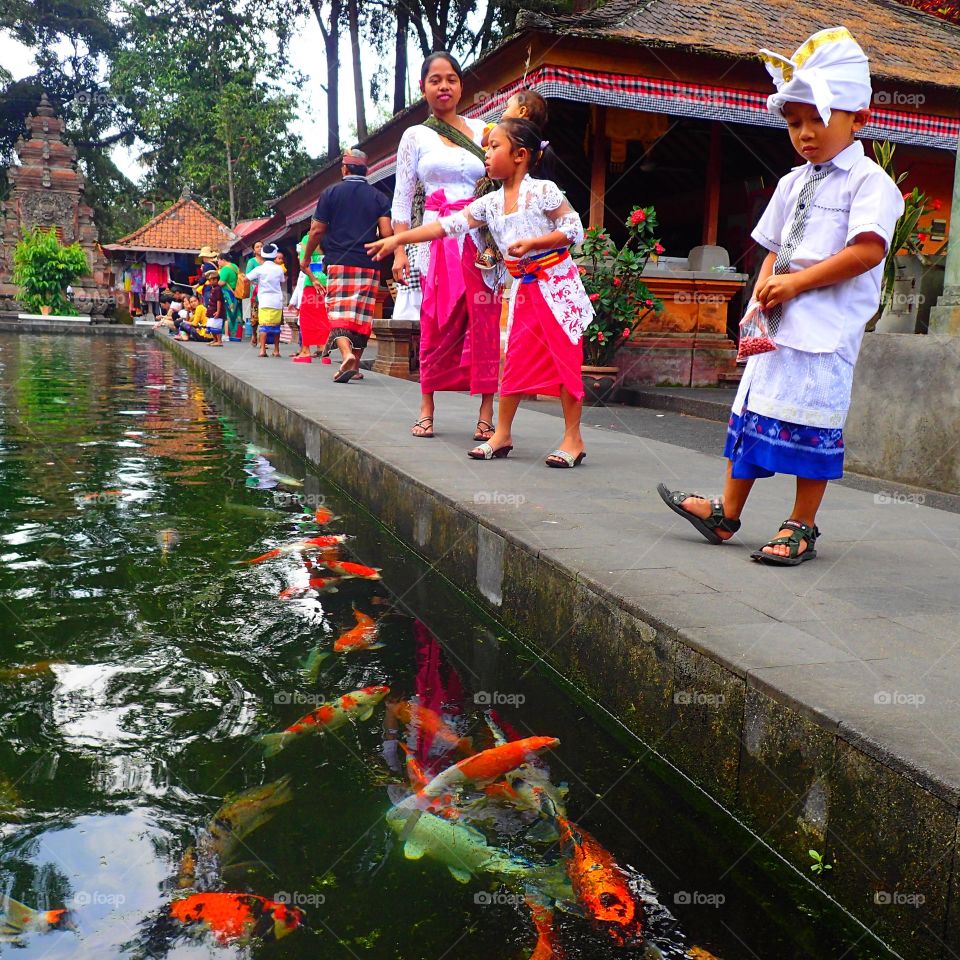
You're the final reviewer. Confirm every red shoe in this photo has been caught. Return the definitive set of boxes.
[292,355,312,363]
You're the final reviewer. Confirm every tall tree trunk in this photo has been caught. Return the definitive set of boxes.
[392,0,408,115]
[224,132,236,226]
[348,0,366,141]
[310,0,341,158]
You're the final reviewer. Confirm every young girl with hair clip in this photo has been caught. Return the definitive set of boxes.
[369,117,593,468]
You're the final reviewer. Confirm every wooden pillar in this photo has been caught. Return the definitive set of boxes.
[702,122,722,246]
[589,105,607,230]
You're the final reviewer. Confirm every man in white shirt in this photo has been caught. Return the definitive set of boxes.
[245,243,286,358]
[659,26,904,566]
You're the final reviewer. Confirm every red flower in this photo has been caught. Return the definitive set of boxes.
[597,332,605,342]
[644,298,654,306]
[622,327,631,338]
[917,232,929,243]
[630,209,647,224]
[578,266,586,275]
[902,191,912,200]
[654,242,665,254]
[613,277,622,287]
[588,292,600,302]
[932,198,943,210]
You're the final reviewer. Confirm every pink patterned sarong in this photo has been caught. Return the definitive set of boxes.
[418,190,500,395]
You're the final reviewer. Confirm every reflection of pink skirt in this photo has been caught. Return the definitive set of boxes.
[299,286,329,348]
[419,235,500,395]
[501,281,584,400]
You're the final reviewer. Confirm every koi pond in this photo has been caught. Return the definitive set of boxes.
[0,333,896,959]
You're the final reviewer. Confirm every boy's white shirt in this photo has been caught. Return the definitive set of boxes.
[752,140,904,364]
[738,140,905,429]
[244,261,285,310]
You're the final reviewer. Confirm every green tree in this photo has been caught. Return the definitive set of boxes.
[112,0,315,224]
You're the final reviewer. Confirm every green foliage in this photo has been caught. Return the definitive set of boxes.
[872,141,936,312]
[12,227,90,314]
[112,0,315,224]
[809,848,832,876]
[579,206,665,366]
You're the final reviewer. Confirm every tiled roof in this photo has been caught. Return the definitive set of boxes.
[111,197,237,253]
[519,0,960,89]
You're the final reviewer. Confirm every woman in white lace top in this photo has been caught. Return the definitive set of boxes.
[370,118,593,468]
[391,52,500,441]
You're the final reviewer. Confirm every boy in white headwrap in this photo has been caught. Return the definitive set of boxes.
[659,27,904,566]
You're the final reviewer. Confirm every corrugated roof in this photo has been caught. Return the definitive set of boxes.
[232,217,273,239]
[518,0,960,89]
[113,197,237,252]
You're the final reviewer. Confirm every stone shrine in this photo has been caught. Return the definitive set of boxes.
[0,94,114,317]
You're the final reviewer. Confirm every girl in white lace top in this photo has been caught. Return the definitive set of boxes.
[370,118,593,468]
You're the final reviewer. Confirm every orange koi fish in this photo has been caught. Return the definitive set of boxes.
[390,700,472,755]
[260,685,390,757]
[687,949,723,960]
[0,896,74,942]
[167,893,303,946]
[81,489,122,501]
[526,895,565,960]
[278,577,340,600]
[419,737,560,799]
[0,661,62,682]
[324,560,382,581]
[333,608,382,654]
[552,808,641,945]
[243,535,348,565]
[314,506,337,524]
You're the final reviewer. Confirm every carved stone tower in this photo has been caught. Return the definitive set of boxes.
[0,94,114,315]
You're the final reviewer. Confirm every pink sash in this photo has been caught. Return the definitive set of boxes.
[422,190,471,328]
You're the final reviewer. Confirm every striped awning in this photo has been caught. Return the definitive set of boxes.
[366,62,958,181]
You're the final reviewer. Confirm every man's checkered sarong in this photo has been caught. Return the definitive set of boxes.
[325,265,379,338]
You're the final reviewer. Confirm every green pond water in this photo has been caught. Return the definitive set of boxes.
[0,333,896,959]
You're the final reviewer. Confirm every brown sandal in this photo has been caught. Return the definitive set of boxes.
[411,417,434,438]
[473,419,495,441]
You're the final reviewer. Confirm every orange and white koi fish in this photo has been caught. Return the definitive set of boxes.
[260,685,390,757]
[550,804,641,945]
[333,608,382,654]
[419,737,560,800]
[389,700,472,755]
[242,535,348,565]
[167,892,303,946]
[278,577,340,600]
[324,560,382,580]
[0,896,74,943]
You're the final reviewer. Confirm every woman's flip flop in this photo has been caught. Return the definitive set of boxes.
[468,442,513,460]
[473,419,496,442]
[545,450,585,468]
[411,417,434,438]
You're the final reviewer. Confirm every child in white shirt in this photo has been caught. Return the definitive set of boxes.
[659,27,904,565]
[245,243,286,358]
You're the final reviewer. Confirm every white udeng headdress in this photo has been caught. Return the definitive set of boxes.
[759,27,872,125]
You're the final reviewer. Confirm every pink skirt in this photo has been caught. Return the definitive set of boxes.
[299,286,330,348]
[418,234,500,395]
[501,280,584,400]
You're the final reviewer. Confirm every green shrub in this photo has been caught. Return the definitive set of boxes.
[12,227,90,315]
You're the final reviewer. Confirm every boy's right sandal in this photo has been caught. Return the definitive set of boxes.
[750,519,819,566]
[656,483,741,545]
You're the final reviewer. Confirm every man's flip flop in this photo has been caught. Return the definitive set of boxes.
[656,483,741,545]
[545,450,585,468]
[334,368,359,383]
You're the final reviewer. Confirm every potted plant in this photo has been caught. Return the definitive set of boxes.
[868,142,939,333]
[12,227,90,316]
[579,206,664,403]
